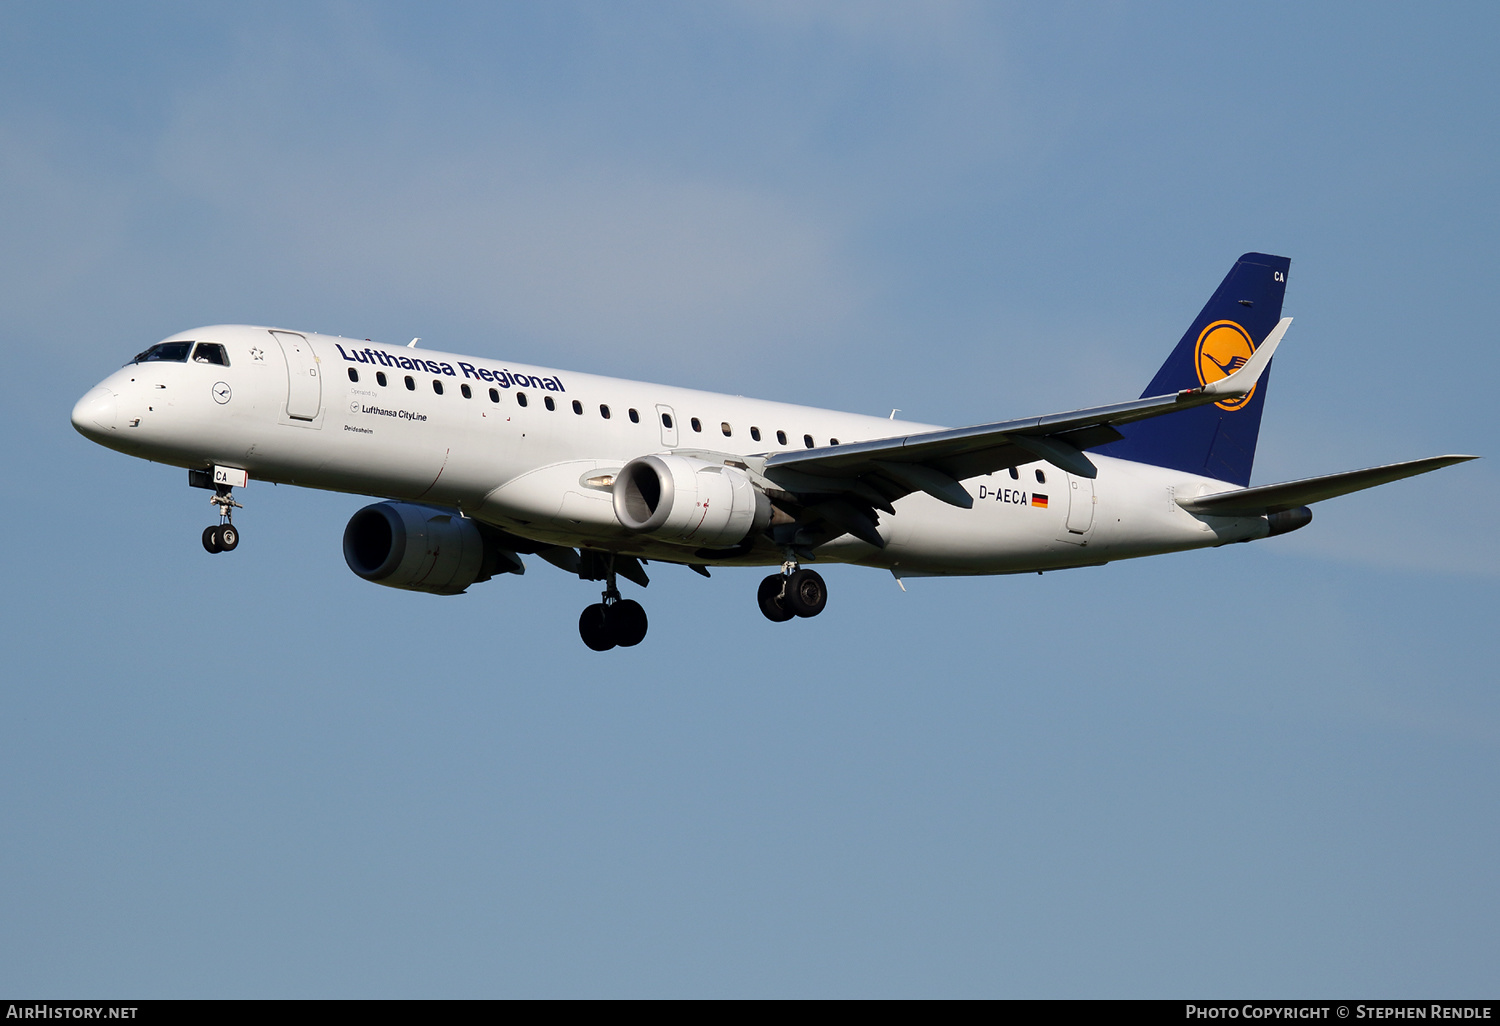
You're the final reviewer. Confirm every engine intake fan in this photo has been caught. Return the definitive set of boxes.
[343,501,522,595]
[613,454,770,549]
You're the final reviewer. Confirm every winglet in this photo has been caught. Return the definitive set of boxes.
[1184,316,1291,400]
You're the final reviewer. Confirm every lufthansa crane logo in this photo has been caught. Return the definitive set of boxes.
[1194,320,1257,411]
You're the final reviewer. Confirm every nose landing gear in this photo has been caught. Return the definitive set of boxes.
[578,557,649,651]
[757,560,827,622]
[201,485,242,554]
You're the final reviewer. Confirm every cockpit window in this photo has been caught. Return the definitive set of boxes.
[131,341,193,364]
[192,343,229,366]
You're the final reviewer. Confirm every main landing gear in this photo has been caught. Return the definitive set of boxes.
[757,561,827,622]
[202,485,243,554]
[578,559,648,651]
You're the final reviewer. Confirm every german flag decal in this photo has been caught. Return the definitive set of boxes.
[1031,493,1048,508]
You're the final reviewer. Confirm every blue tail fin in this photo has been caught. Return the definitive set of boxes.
[1095,252,1290,487]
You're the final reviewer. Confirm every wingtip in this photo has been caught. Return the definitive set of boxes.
[1192,316,1291,399]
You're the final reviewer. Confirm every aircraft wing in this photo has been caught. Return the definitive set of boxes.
[762,317,1292,511]
[1173,455,1478,517]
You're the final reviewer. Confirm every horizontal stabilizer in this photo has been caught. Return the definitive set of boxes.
[1176,455,1478,517]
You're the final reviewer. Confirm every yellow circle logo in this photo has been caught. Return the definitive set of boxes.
[1194,320,1257,411]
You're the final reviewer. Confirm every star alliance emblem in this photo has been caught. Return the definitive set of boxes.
[250,346,265,362]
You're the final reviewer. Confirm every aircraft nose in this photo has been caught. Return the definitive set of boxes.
[71,386,117,440]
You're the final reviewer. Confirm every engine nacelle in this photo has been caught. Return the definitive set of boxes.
[1266,506,1313,537]
[343,502,519,595]
[613,454,771,548]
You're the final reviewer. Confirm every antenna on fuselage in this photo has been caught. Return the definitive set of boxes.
[408,338,421,348]
[889,408,900,419]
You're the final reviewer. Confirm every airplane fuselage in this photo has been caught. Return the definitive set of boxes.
[73,324,1268,578]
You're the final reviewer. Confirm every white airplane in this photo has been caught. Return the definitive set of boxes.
[72,253,1474,650]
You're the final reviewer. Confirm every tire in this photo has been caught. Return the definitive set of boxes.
[202,525,222,553]
[757,574,795,622]
[217,524,239,551]
[579,603,616,651]
[784,569,827,618]
[607,599,648,647]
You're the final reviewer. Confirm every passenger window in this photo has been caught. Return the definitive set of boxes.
[776,430,787,446]
[691,418,702,433]
[377,371,388,387]
[516,392,528,407]
[192,343,229,366]
[750,426,761,442]
[461,383,472,399]
[600,405,611,419]
[347,368,359,383]
[544,396,555,411]
[433,379,444,395]
[803,434,814,448]
[572,400,583,415]
[830,438,839,446]
[662,413,674,429]
[721,422,732,437]
[404,376,415,391]
[488,388,500,403]
[628,408,639,423]
[1009,467,1019,480]
[1035,469,1046,484]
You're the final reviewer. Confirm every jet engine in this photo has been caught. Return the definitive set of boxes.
[343,502,521,595]
[613,454,771,548]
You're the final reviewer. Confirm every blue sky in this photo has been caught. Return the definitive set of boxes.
[1,2,1496,997]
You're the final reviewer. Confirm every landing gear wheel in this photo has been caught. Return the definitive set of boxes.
[579,556,651,651]
[201,483,244,555]
[757,574,795,622]
[579,603,616,651]
[606,599,648,647]
[784,569,827,618]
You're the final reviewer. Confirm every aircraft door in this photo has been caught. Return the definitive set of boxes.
[1060,473,1095,542]
[271,330,322,421]
[656,404,678,448]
